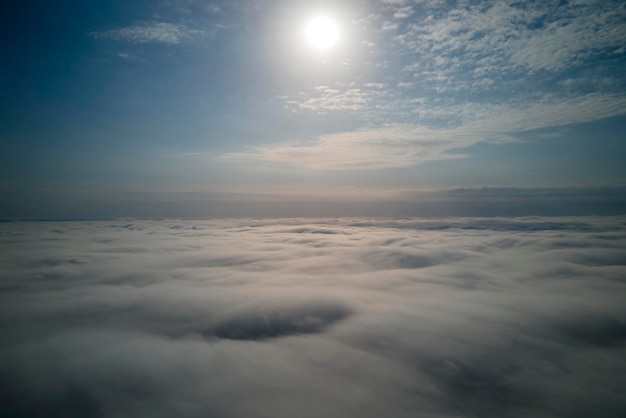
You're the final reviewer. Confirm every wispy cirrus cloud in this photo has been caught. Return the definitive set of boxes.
[87,1,625,175]
[233,93,626,170]
[90,22,202,44]
[230,125,467,170]
[265,0,626,172]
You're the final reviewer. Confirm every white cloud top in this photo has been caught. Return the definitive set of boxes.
[1,217,626,416]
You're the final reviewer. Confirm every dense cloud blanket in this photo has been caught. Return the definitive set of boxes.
[1,217,626,417]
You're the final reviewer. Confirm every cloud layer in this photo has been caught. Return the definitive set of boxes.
[1,217,626,417]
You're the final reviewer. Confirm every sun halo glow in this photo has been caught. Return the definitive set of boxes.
[306,16,338,50]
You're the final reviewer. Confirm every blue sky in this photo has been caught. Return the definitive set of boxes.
[2,0,626,201]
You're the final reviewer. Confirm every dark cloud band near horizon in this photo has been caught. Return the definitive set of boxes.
[1,217,626,417]
[1,186,626,220]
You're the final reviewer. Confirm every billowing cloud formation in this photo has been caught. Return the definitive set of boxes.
[1,217,626,417]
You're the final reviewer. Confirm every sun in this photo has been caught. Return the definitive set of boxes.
[306,16,339,50]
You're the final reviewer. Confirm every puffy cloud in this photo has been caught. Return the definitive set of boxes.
[395,0,626,75]
[285,86,376,113]
[1,217,626,417]
[393,7,414,19]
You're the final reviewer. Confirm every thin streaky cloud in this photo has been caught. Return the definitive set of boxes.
[228,94,626,170]
[90,22,202,44]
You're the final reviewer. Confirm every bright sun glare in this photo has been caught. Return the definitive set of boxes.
[306,16,338,50]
